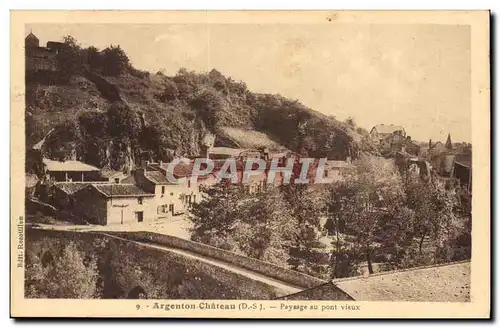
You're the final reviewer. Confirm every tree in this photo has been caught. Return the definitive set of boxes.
[106,102,142,141]
[102,45,130,76]
[233,186,295,266]
[44,119,81,161]
[282,183,329,277]
[86,46,103,70]
[77,111,111,167]
[78,110,108,138]
[190,89,224,130]
[331,155,414,274]
[190,184,299,267]
[25,243,99,298]
[324,183,360,278]
[160,79,180,102]
[55,35,83,80]
[405,176,458,254]
[189,183,246,250]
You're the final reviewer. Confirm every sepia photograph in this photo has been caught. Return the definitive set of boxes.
[10,10,490,318]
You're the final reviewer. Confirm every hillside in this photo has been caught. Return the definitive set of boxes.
[25,37,377,173]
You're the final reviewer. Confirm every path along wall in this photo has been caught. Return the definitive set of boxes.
[109,231,327,289]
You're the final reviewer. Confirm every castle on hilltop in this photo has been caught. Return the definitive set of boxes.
[25,32,67,72]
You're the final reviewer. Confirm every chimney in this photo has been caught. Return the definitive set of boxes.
[260,147,270,161]
[429,139,432,148]
[200,145,210,159]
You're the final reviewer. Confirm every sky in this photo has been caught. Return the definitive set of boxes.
[26,23,471,143]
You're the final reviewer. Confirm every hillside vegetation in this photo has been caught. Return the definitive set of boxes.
[26,36,377,172]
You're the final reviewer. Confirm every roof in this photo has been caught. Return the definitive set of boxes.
[100,168,124,178]
[208,147,246,157]
[275,281,354,300]
[54,182,91,195]
[333,261,470,302]
[25,32,39,41]
[145,170,172,185]
[43,158,100,172]
[371,124,405,135]
[121,175,136,184]
[26,174,39,188]
[454,154,472,168]
[149,162,194,178]
[92,184,154,198]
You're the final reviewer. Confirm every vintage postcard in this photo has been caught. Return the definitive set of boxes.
[10,10,490,318]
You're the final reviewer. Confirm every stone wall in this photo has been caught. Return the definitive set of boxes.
[25,228,280,299]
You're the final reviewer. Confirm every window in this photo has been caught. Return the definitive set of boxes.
[187,179,191,188]
[114,178,120,184]
[136,211,144,223]
[168,204,174,213]
[161,186,165,195]
[138,197,143,205]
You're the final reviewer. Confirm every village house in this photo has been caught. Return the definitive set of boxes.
[42,158,101,182]
[72,183,155,225]
[99,168,128,183]
[419,139,446,158]
[133,161,201,219]
[52,182,92,209]
[369,124,406,145]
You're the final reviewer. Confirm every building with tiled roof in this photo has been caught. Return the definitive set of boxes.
[42,158,101,182]
[134,161,201,219]
[25,32,67,72]
[92,184,155,198]
[72,183,155,225]
[370,124,406,145]
[99,168,127,183]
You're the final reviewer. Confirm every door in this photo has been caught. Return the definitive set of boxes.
[135,211,144,223]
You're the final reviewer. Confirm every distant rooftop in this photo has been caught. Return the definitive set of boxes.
[145,170,172,185]
[43,158,100,172]
[54,182,91,195]
[92,184,154,198]
[371,124,406,135]
[208,147,248,157]
[100,168,124,178]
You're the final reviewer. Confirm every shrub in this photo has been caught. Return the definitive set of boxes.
[25,242,100,298]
